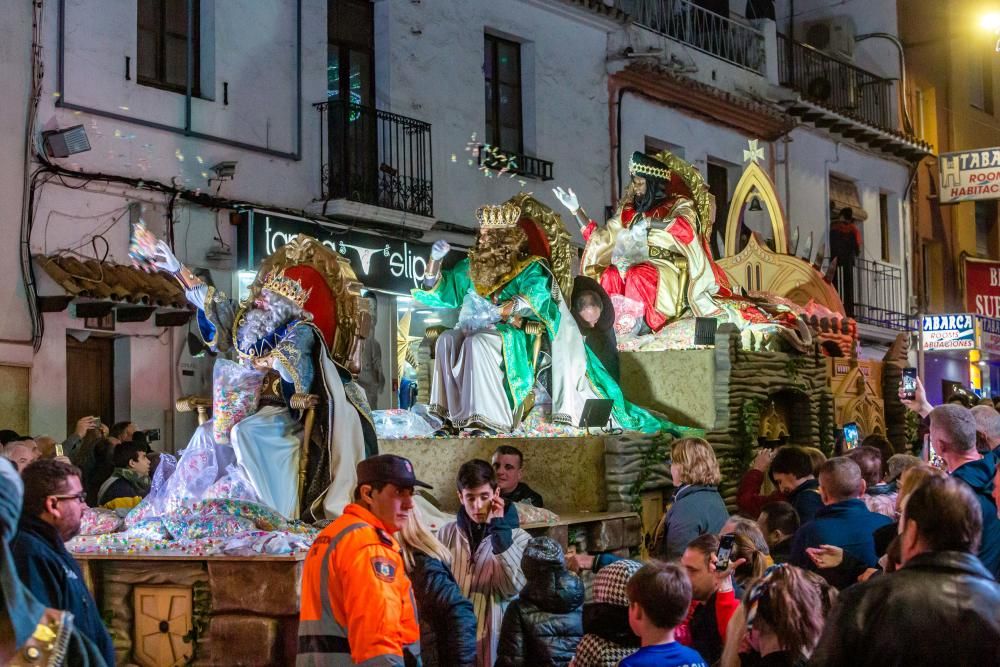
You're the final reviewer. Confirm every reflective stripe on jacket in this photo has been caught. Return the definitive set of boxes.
[298,504,421,666]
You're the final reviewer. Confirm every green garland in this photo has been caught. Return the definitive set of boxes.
[181,579,211,665]
[625,432,674,513]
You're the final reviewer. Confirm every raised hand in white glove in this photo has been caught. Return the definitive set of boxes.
[552,186,579,213]
[151,240,182,274]
[430,239,451,261]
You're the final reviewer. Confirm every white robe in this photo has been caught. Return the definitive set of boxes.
[429,295,599,431]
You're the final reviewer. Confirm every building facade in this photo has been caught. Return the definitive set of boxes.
[900,0,1000,401]
[0,0,926,447]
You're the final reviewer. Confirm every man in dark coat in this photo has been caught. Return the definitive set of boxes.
[790,457,892,589]
[929,404,1000,577]
[11,459,115,666]
[497,537,584,666]
[812,476,1000,667]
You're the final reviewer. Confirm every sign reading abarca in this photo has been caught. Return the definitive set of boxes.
[922,314,976,351]
[939,148,1000,203]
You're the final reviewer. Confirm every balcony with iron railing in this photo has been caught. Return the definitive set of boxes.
[776,33,894,131]
[315,100,433,218]
[616,0,767,74]
[834,257,911,331]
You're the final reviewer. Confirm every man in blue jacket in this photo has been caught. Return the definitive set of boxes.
[11,459,115,666]
[790,457,893,588]
[930,404,1000,578]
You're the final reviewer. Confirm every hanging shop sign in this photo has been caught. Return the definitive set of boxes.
[979,316,1000,356]
[965,257,1000,317]
[236,210,460,295]
[938,148,1000,203]
[922,313,976,351]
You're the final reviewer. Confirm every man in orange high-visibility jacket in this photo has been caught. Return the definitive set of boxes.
[298,454,432,666]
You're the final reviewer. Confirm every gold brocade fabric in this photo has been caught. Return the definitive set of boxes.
[581,197,702,322]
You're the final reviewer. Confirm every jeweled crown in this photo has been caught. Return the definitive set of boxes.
[476,202,522,230]
[629,154,672,181]
[260,269,312,308]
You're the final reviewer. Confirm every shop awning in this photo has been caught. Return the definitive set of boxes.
[828,176,869,222]
[33,254,193,325]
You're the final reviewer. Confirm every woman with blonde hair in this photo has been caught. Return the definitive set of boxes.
[720,564,837,667]
[398,505,477,667]
[653,437,728,560]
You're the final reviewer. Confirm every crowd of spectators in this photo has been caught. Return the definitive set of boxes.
[4,386,1000,667]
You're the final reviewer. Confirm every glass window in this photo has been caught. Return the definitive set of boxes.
[136,0,200,96]
[484,34,523,154]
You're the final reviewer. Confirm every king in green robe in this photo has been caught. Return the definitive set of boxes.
[414,227,689,436]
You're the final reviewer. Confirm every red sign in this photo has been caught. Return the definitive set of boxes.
[965,257,1000,317]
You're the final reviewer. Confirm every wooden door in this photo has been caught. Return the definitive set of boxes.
[66,335,115,435]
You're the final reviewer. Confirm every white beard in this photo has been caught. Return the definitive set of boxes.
[237,296,301,349]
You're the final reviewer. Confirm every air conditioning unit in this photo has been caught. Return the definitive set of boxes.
[801,16,856,62]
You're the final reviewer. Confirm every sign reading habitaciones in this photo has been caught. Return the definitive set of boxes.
[921,313,976,351]
[236,210,460,295]
[939,148,1000,203]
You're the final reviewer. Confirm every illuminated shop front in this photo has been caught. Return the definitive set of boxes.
[235,209,461,410]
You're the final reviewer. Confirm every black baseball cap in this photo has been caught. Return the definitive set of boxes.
[356,454,433,489]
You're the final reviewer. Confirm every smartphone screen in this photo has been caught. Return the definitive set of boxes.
[717,533,736,570]
[902,368,918,400]
[924,433,945,469]
[843,423,860,450]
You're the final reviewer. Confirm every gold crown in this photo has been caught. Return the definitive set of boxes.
[476,202,522,230]
[629,156,672,181]
[260,269,312,308]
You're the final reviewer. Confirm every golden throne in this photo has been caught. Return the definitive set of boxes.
[504,193,574,424]
[177,234,370,512]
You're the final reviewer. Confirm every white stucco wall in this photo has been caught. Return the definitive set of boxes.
[377,0,617,240]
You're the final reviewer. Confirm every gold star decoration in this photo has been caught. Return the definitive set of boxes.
[396,310,423,376]
[743,139,765,164]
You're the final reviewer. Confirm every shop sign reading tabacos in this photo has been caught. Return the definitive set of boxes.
[980,317,1000,356]
[237,210,458,294]
[922,314,976,351]
[939,148,1000,203]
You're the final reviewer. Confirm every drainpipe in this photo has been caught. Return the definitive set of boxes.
[185,0,193,134]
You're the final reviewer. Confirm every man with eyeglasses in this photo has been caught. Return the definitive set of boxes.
[10,459,114,665]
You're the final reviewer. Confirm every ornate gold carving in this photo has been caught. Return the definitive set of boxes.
[723,160,788,256]
[717,235,846,314]
[506,193,574,301]
[476,202,522,230]
[246,234,367,375]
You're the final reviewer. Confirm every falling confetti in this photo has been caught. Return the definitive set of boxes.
[175,149,184,161]
[118,105,129,111]
[113,129,122,138]
[196,155,204,164]
[450,154,457,162]
[52,91,61,98]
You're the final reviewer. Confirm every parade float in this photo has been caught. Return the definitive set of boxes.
[63,150,911,666]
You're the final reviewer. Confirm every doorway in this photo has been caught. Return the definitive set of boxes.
[66,334,115,436]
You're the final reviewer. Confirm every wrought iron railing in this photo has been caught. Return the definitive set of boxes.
[777,33,894,131]
[618,0,766,73]
[476,146,554,181]
[834,257,911,330]
[315,100,433,217]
